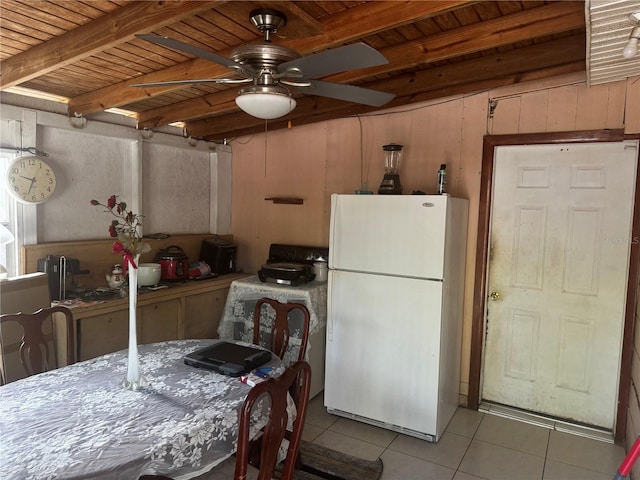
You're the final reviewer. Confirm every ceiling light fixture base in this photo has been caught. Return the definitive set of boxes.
[235,84,296,119]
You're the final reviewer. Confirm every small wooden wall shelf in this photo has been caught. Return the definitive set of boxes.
[264,197,304,205]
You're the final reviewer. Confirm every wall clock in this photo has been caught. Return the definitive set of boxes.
[5,156,57,204]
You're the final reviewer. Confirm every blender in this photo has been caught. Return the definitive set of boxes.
[378,143,403,194]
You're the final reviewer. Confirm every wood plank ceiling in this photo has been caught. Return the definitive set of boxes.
[0,0,607,142]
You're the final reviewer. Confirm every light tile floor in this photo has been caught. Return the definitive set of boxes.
[302,393,627,480]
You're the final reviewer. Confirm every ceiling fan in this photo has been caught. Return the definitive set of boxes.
[133,8,395,119]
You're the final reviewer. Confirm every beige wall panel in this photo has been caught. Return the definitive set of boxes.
[489,96,521,135]
[602,81,627,130]
[231,136,264,273]
[545,84,579,131]
[575,83,617,131]
[517,90,549,133]
[325,117,363,195]
[369,100,466,195]
[457,92,488,397]
[625,77,640,134]
[231,122,328,273]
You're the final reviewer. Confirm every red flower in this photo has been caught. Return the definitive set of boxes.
[92,195,148,273]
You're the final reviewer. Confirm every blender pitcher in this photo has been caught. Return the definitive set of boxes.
[378,143,403,194]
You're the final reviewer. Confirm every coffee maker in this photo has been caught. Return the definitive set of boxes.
[37,254,89,301]
[378,143,403,194]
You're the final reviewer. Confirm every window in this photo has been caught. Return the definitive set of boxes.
[0,151,18,277]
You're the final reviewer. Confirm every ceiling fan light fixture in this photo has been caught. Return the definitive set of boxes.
[235,84,296,119]
[622,26,640,59]
[622,12,640,59]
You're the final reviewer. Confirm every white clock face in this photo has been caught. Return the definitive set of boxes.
[5,156,57,204]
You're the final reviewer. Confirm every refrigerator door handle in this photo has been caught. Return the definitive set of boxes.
[327,274,333,342]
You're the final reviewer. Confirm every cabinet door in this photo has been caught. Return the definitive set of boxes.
[184,287,229,339]
[79,311,128,361]
[138,299,180,344]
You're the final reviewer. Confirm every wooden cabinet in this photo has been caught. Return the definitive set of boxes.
[78,311,128,361]
[69,274,249,362]
[139,299,180,345]
[184,288,229,339]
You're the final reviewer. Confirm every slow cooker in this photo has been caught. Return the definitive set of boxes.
[154,245,189,280]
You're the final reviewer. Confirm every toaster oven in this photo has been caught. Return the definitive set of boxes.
[200,238,237,275]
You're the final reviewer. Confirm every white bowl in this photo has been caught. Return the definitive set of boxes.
[137,263,162,286]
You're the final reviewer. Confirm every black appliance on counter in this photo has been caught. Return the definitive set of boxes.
[258,244,329,286]
[37,255,89,301]
[200,237,237,275]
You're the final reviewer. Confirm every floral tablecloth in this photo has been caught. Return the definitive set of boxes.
[217,275,328,366]
[0,339,287,480]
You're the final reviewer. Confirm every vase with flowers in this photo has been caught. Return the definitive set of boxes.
[91,195,151,390]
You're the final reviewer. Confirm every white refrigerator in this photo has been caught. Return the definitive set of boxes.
[324,193,468,441]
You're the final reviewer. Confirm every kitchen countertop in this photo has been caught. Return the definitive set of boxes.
[53,272,251,314]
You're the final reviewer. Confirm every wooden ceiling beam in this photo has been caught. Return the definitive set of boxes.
[185,35,585,140]
[329,1,584,81]
[68,1,472,115]
[0,1,222,89]
[136,2,584,130]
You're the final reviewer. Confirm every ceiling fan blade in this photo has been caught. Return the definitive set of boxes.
[296,80,395,107]
[131,78,252,88]
[137,34,242,72]
[278,43,388,79]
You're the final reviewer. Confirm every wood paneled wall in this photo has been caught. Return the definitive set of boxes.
[230,72,640,411]
[22,234,233,290]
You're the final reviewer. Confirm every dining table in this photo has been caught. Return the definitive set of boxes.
[0,339,289,480]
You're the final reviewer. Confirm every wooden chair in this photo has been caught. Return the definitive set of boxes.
[253,298,310,365]
[0,305,74,383]
[139,360,312,480]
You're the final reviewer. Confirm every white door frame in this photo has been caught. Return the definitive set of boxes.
[468,129,640,443]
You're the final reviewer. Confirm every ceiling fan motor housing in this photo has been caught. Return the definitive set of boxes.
[230,43,299,75]
[249,9,287,42]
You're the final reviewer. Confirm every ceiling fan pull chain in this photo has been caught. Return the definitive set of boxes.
[264,119,268,178]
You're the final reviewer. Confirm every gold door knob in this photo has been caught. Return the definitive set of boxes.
[489,291,501,301]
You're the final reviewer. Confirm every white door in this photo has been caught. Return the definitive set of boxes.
[482,141,637,429]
